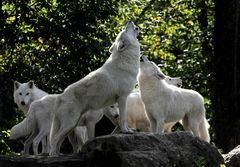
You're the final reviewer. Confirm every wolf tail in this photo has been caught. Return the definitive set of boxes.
[10,108,36,139]
[10,118,28,139]
[199,118,210,143]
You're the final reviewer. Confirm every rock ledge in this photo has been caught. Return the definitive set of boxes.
[0,132,224,167]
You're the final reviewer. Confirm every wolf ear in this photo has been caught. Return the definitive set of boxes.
[28,80,34,89]
[155,70,166,80]
[109,43,115,53]
[116,40,126,52]
[156,73,165,80]
[14,81,20,90]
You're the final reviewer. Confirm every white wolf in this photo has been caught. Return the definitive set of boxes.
[10,94,119,155]
[138,56,210,142]
[77,103,119,139]
[13,80,48,153]
[13,81,48,115]
[126,76,182,132]
[69,103,119,153]
[49,21,140,156]
[10,95,57,155]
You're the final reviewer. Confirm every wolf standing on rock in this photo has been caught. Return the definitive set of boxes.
[13,81,49,154]
[138,56,210,142]
[49,21,140,156]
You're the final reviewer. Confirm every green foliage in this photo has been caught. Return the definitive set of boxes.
[195,155,207,167]
[0,130,12,155]
[0,0,215,155]
[114,0,215,138]
[0,0,120,154]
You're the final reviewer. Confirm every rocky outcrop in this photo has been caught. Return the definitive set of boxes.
[223,145,240,167]
[82,132,224,167]
[0,132,224,167]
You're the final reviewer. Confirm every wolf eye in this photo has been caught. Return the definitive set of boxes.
[26,93,30,95]
[19,93,22,95]
[135,27,139,31]
[110,105,114,108]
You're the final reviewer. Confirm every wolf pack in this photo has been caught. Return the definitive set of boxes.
[10,21,210,156]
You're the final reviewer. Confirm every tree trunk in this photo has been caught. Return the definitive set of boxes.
[213,0,240,153]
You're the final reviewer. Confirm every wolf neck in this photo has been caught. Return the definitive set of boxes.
[139,75,158,93]
[31,88,48,105]
[107,46,140,74]
[139,74,168,95]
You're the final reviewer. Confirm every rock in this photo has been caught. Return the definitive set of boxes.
[82,131,224,167]
[223,145,240,167]
[0,153,87,167]
[0,132,224,167]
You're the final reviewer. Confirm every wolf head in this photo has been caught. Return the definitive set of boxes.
[164,76,182,87]
[139,56,166,80]
[104,103,120,125]
[13,81,35,112]
[109,21,140,53]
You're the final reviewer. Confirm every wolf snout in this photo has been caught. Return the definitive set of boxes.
[126,21,136,32]
[21,101,25,105]
[114,114,119,119]
[126,21,134,27]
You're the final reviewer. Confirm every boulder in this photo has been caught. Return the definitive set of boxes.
[223,145,240,167]
[82,131,224,167]
[0,132,224,167]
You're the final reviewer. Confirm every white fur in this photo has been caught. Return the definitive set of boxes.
[10,118,33,140]
[10,94,119,155]
[49,21,140,156]
[13,80,48,154]
[78,103,119,138]
[67,104,119,153]
[138,56,210,142]
[10,95,56,155]
[69,126,88,153]
[126,77,182,132]
[126,92,150,132]
[164,76,182,87]
[13,81,48,115]
[69,103,119,152]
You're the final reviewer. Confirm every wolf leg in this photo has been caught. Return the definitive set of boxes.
[33,131,48,155]
[118,96,134,133]
[24,131,38,155]
[50,108,81,156]
[40,137,48,154]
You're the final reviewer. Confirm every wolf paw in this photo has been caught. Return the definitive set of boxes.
[49,152,60,157]
[121,127,136,134]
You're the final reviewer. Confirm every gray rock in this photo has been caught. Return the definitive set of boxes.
[82,131,224,167]
[0,154,87,167]
[223,145,240,167]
